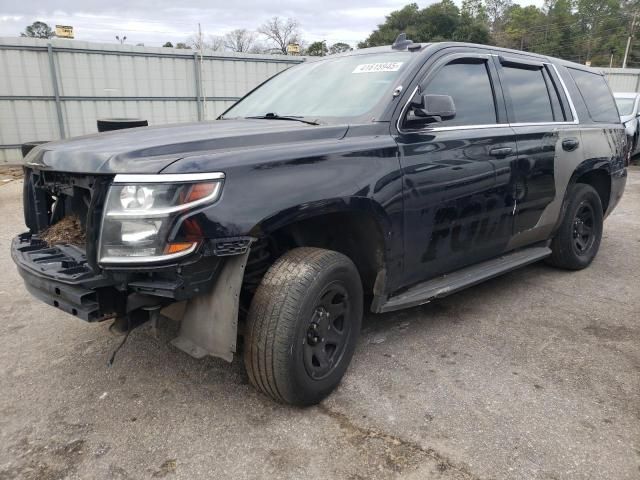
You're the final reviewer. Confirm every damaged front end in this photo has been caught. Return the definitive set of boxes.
[12,167,252,362]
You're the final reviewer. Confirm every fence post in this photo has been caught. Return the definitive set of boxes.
[47,43,66,139]
[193,52,203,121]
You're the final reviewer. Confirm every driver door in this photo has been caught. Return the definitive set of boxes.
[394,52,518,288]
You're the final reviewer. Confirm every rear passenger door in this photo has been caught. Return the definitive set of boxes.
[395,53,518,288]
[494,56,580,246]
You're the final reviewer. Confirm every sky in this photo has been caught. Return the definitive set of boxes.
[0,0,545,48]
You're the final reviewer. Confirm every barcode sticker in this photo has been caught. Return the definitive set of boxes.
[352,62,404,73]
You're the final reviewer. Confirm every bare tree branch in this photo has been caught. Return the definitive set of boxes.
[257,16,300,54]
[224,29,257,53]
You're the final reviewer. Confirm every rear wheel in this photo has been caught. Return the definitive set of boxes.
[546,183,603,270]
[244,247,363,406]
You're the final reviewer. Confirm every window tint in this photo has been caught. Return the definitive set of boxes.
[501,66,554,123]
[421,61,496,127]
[569,68,619,123]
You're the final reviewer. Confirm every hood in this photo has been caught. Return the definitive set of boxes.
[24,119,349,174]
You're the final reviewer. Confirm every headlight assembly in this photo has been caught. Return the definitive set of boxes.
[98,173,224,264]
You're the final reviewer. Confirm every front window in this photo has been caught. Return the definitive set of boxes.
[222,52,414,122]
[615,97,635,116]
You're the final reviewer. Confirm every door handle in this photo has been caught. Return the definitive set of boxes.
[562,138,579,151]
[489,147,513,157]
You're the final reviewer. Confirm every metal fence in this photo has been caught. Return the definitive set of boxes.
[599,68,640,93]
[2,40,639,165]
[0,37,304,164]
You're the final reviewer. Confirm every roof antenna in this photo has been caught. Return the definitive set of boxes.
[392,33,413,50]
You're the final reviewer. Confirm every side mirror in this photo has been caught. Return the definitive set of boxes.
[410,94,456,123]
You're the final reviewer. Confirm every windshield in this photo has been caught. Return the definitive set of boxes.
[615,97,635,116]
[222,52,414,122]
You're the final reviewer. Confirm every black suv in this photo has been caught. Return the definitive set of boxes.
[12,37,627,405]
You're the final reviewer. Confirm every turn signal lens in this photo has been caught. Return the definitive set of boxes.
[185,183,216,203]
[164,242,197,255]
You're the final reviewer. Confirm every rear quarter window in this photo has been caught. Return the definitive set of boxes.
[568,68,619,123]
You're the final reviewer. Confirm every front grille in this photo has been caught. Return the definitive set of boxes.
[23,168,112,266]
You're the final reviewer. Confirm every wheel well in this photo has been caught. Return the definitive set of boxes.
[243,212,386,298]
[576,169,610,213]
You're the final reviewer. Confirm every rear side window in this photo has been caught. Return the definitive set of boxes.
[422,60,497,127]
[500,65,554,123]
[569,68,619,123]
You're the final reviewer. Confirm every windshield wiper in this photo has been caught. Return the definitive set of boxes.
[245,113,319,125]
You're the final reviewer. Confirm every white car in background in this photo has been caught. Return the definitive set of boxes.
[614,92,640,155]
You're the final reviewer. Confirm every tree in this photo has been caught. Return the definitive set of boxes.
[175,42,191,49]
[358,1,485,47]
[209,35,225,52]
[21,21,54,39]
[485,0,514,32]
[163,41,174,48]
[359,3,421,48]
[258,16,300,54]
[306,41,328,56]
[329,42,352,54]
[225,29,256,52]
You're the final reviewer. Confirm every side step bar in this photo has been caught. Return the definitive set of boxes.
[377,246,551,313]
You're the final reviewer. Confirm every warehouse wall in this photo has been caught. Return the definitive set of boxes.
[0,37,304,164]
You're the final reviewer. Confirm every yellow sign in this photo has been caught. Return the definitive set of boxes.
[55,25,74,39]
[286,43,300,55]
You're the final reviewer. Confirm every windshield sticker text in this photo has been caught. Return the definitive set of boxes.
[352,62,403,74]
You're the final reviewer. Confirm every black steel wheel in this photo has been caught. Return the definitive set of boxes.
[547,183,603,270]
[244,247,363,406]
[303,283,352,380]
[572,202,596,255]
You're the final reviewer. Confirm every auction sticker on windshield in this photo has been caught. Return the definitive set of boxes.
[352,62,403,73]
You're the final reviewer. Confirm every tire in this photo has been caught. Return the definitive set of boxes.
[96,118,148,132]
[546,183,603,270]
[244,247,363,406]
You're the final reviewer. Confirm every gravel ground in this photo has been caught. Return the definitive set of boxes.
[0,169,638,480]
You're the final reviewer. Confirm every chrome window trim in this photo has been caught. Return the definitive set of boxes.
[99,242,198,265]
[396,57,581,134]
[549,63,580,124]
[113,172,225,184]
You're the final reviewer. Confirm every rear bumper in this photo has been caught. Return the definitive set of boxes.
[11,232,226,322]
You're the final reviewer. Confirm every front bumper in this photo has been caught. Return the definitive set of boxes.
[11,232,230,322]
[12,233,119,321]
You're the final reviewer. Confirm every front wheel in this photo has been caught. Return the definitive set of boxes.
[244,247,363,406]
[546,183,603,270]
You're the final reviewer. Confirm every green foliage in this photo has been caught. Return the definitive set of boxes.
[306,41,328,56]
[359,1,489,47]
[163,42,174,48]
[20,21,54,39]
[329,42,352,54]
[359,0,640,67]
